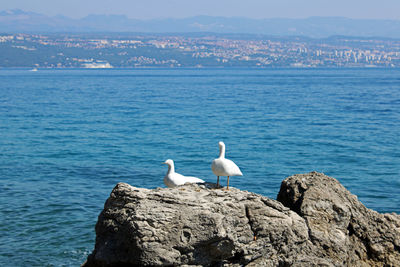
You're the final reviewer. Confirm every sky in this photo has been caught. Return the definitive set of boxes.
[1,0,400,20]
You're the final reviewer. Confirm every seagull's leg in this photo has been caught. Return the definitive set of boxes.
[217,176,220,187]
[227,176,230,190]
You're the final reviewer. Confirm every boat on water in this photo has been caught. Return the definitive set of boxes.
[29,68,38,72]
[82,62,113,69]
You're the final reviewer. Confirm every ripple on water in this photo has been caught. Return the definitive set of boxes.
[0,68,399,266]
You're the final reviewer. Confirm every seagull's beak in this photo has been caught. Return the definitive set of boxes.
[162,162,167,164]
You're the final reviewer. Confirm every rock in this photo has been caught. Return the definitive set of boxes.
[277,171,400,266]
[83,172,400,266]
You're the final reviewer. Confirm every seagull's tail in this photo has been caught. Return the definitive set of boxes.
[185,176,205,184]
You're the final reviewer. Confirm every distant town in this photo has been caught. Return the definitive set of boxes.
[1,33,400,68]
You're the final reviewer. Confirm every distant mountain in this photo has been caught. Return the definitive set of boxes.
[1,9,400,38]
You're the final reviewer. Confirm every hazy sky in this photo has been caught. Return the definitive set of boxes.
[2,0,400,20]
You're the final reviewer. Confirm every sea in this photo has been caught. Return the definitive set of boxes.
[0,68,399,266]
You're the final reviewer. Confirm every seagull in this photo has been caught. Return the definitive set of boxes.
[163,159,204,188]
[211,141,242,190]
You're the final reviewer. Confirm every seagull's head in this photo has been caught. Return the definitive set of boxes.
[218,141,225,149]
[163,159,174,166]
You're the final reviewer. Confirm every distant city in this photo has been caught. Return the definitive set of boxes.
[1,33,400,68]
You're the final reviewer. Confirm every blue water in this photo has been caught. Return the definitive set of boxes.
[0,68,399,266]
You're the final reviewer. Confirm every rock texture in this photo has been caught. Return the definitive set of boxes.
[277,172,400,266]
[83,172,400,266]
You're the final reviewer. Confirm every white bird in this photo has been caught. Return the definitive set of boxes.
[163,159,204,188]
[211,141,242,190]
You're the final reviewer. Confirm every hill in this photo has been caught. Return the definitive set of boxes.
[2,9,400,38]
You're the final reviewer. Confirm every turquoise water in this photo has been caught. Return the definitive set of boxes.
[0,68,399,266]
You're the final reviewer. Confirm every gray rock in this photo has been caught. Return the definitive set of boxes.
[277,171,400,267]
[83,172,400,266]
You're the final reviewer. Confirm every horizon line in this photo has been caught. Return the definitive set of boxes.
[2,8,400,22]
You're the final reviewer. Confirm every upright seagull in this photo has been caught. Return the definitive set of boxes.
[211,141,242,190]
[163,159,204,188]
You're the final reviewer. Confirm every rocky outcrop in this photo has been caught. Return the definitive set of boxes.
[277,172,400,266]
[83,172,400,266]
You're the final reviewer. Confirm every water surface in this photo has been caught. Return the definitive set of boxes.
[0,68,399,266]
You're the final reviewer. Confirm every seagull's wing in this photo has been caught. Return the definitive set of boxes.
[224,159,243,176]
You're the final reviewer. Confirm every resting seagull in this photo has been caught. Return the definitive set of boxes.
[211,141,242,190]
[163,159,204,188]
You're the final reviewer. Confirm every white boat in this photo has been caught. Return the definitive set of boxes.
[29,68,38,72]
[83,62,113,69]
